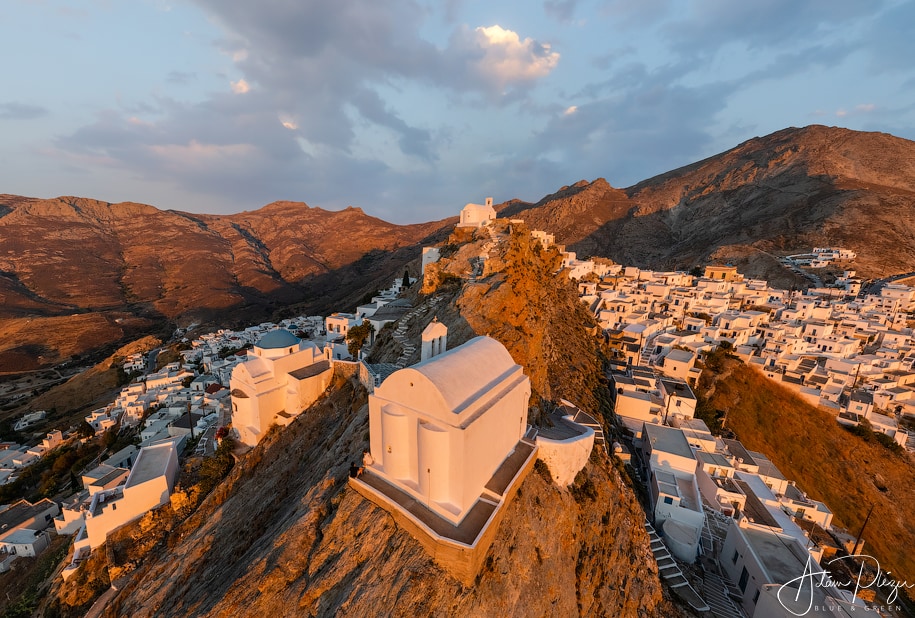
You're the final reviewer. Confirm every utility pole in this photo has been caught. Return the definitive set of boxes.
[850,503,874,557]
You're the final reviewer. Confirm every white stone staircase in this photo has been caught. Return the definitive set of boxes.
[644,519,710,612]
[392,295,444,368]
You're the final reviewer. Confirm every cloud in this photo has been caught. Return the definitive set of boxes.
[563,105,577,115]
[230,79,250,94]
[530,61,732,189]
[0,102,49,120]
[50,0,564,219]
[855,103,876,113]
[665,0,887,56]
[465,25,560,92]
[544,0,579,22]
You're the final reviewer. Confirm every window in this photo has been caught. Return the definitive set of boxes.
[738,567,749,592]
[753,589,760,604]
[663,496,674,505]
[732,549,739,564]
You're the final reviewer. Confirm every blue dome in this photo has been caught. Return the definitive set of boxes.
[255,328,300,350]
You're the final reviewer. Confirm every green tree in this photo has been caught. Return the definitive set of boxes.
[77,420,95,439]
[346,322,375,358]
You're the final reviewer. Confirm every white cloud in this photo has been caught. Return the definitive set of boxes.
[563,105,578,116]
[280,117,298,130]
[836,108,848,117]
[230,79,250,94]
[470,25,560,90]
[855,103,876,112]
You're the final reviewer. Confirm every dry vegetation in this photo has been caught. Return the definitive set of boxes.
[9,335,162,429]
[699,357,915,586]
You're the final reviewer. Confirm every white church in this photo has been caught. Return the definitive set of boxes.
[457,197,496,228]
[230,329,334,447]
[365,328,531,525]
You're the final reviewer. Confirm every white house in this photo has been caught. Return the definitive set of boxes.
[721,518,859,617]
[12,410,46,432]
[457,197,496,228]
[366,336,530,524]
[79,440,179,551]
[641,423,705,563]
[0,498,59,572]
[325,313,362,341]
[230,329,334,448]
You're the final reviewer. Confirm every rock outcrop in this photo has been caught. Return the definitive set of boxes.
[503,125,915,283]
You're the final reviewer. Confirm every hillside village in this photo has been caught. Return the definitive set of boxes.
[1,197,913,616]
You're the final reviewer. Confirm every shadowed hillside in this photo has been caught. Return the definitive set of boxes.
[700,358,915,587]
[42,222,677,617]
[0,195,451,370]
[501,126,915,284]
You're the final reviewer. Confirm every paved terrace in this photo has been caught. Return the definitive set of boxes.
[353,436,536,547]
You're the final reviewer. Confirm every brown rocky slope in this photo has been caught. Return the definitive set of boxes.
[51,222,673,617]
[502,125,915,282]
[6,125,915,371]
[0,195,450,371]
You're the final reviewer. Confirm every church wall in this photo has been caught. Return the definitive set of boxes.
[417,421,451,505]
[458,379,529,510]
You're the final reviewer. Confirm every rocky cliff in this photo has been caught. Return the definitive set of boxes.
[45,222,674,617]
[503,126,915,283]
[6,125,915,371]
[0,195,449,371]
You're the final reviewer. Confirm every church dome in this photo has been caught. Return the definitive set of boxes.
[255,328,300,350]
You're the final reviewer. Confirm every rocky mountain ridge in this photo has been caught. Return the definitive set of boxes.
[0,195,450,371]
[503,125,915,283]
[5,124,915,372]
[44,220,673,617]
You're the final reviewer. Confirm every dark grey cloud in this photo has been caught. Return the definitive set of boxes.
[0,101,49,120]
[544,0,579,22]
[533,62,732,189]
[665,0,889,57]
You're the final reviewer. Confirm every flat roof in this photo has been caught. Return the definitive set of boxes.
[1,528,41,544]
[722,439,758,467]
[0,498,55,530]
[289,360,332,380]
[747,451,787,481]
[126,441,175,487]
[644,423,695,460]
[661,379,695,399]
[734,479,780,528]
[90,468,129,487]
[743,526,810,584]
[666,349,694,362]
[697,451,733,468]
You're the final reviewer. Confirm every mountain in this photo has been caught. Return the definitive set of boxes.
[0,196,450,371]
[5,124,915,372]
[503,125,915,284]
[43,223,673,618]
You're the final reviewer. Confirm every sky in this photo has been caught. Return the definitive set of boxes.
[1,1,914,223]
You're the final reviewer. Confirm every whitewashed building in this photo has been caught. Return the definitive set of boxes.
[230,329,333,447]
[366,336,530,524]
[457,198,496,228]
